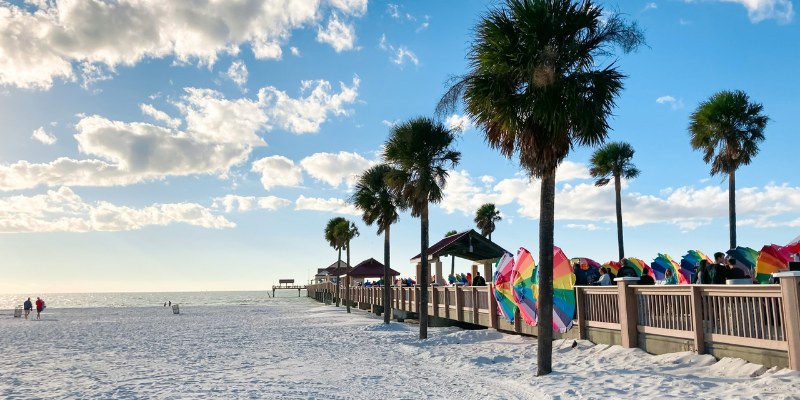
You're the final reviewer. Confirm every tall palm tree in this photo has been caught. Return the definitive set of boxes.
[437,0,642,375]
[352,164,404,324]
[689,90,768,249]
[474,203,502,241]
[324,217,348,307]
[384,117,461,340]
[445,230,458,276]
[589,142,640,260]
[343,220,359,314]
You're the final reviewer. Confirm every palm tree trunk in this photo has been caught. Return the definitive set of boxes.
[346,240,351,313]
[729,171,736,249]
[419,203,429,340]
[537,168,556,376]
[336,247,341,307]
[383,224,391,324]
[614,174,625,260]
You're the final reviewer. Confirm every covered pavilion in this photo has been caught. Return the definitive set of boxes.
[410,229,508,285]
[347,258,400,284]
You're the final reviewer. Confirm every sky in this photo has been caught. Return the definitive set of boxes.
[0,0,798,294]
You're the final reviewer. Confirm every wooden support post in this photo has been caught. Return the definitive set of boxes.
[483,261,493,284]
[444,287,451,320]
[455,285,464,321]
[472,289,479,323]
[432,287,439,317]
[400,287,406,311]
[615,277,640,348]
[514,308,522,333]
[690,285,705,354]
[488,283,498,329]
[775,272,800,370]
[575,286,586,340]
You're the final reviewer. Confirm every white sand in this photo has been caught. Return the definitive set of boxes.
[1,296,799,399]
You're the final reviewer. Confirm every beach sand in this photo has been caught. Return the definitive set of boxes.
[1,296,799,399]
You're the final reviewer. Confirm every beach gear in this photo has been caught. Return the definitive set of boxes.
[511,247,537,326]
[493,252,517,323]
[651,254,688,284]
[552,246,577,333]
[601,260,621,276]
[755,244,791,283]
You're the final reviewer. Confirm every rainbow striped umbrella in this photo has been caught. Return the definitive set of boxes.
[623,257,652,278]
[756,244,791,284]
[511,247,537,326]
[602,260,621,276]
[552,246,577,333]
[650,253,688,284]
[680,250,712,282]
[726,246,758,279]
[493,252,517,323]
[571,257,601,285]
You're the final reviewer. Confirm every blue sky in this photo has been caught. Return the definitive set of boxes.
[0,0,798,293]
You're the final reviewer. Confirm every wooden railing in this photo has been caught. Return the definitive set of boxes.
[306,272,800,370]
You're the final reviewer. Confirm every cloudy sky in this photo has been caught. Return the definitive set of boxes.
[1,0,798,293]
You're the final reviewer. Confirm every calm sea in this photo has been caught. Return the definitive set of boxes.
[0,290,305,310]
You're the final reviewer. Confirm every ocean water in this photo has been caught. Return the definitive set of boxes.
[0,289,304,310]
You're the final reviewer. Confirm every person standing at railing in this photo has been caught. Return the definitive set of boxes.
[664,268,678,285]
[595,268,611,286]
[472,271,486,286]
[709,252,729,284]
[639,267,656,285]
[693,260,710,284]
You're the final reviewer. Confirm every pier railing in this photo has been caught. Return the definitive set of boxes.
[306,272,800,370]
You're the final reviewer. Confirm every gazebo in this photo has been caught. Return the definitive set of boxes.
[347,258,400,284]
[317,260,351,284]
[410,229,508,285]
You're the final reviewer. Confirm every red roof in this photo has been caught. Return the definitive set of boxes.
[347,258,400,278]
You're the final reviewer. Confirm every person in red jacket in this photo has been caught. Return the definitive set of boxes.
[35,297,45,320]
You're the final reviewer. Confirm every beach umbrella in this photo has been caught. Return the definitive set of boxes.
[726,246,758,279]
[493,252,517,323]
[651,253,688,284]
[622,257,651,278]
[571,257,601,285]
[602,260,621,276]
[785,235,800,255]
[679,250,711,283]
[755,244,791,284]
[511,247,537,326]
[552,246,577,333]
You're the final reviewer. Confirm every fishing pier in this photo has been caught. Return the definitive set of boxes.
[272,279,305,297]
[307,272,800,371]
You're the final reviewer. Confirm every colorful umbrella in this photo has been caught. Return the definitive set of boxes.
[571,257,601,285]
[602,260,621,276]
[552,247,577,333]
[493,252,517,323]
[755,244,791,284]
[622,257,652,278]
[785,235,800,255]
[679,250,711,283]
[511,247,537,326]
[726,246,758,279]
[650,253,688,284]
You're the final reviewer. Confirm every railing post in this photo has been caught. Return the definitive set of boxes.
[444,287,450,320]
[488,283,498,329]
[575,287,586,340]
[432,287,439,317]
[415,286,421,315]
[472,289,479,323]
[455,285,464,321]
[400,287,406,311]
[615,277,640,348]
[690,285,705,354]
[775,272,800,370]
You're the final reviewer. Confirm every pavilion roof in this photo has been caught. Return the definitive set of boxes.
[410,229,508,263]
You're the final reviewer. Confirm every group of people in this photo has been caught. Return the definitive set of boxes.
[583,251,751,286]
[357,279,384,287]
[446,272,486,286]
[22,297,45,320]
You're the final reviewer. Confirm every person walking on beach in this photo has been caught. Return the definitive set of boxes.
[34,297,44,320]
[23,297,32,319]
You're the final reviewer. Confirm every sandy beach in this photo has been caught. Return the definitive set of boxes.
[1,295,799,399]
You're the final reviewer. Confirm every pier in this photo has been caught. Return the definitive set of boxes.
[272,279,305,297]
[307,272,800,371]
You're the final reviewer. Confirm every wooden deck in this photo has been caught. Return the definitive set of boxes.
[306,272,800,371]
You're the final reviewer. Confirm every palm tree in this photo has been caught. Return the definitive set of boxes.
[343,220,359,314]
[324,217,348,307]
[437,0,643,375]
[384,117,461,340]
[474,203,502,241]
[445,230,458,276]
[689,90,768,249]
[589,142,640,260]
[351,164,403,324]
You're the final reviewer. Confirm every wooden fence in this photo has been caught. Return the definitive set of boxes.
[306,272,800,370]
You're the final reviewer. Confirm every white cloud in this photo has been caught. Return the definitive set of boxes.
[226,60,248,90]
[0,1,366,90]
[416,16,431,32]
[387,4,400,19]
[566,223,605,231]
[382,119,398,128]
[212,194,291,213]
[686,0,794,23]
[557,161,591,182]
[295,195,360,215]
[290,47,301,56]
[316,13,357,52]
[139,103,181,129]
[644,2,658,11]
[31,127,57,145]
[379,34,419,67]
[445,114,471,133]
[0,186,233,233]
[250,156,303,191]
[300,151,373,188]
[258,76,360,134]
[656,95,684,110]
